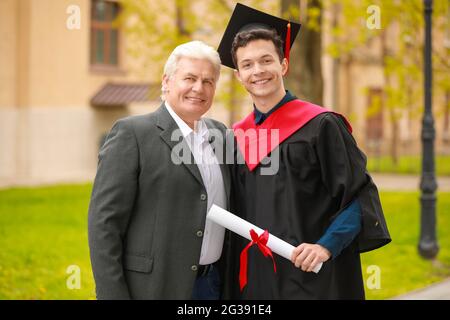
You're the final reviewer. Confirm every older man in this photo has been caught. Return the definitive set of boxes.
[88,41,230,299]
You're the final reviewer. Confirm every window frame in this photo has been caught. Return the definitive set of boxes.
[89,0,122,73]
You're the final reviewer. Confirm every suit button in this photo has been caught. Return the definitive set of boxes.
[196,230,203,237]
[191,265,198,272]
[200,194,207,201]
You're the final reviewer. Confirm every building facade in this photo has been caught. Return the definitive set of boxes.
[1,0,448,187]
[1,0,167,187]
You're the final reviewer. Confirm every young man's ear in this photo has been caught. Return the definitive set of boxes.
[234,69,242,82]
[281,58,288,76]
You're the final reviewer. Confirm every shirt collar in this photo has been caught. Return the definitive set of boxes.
[165,102,209,142]
[253,90,297,125]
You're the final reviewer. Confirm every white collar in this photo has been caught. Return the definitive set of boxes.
[165,102,209,142]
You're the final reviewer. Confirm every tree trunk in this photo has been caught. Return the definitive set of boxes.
[228,71,239,127]
[331,2,340,111]
[175,0,190,37]
[444,91,450,144]
[381,31,399,165]
[281,0,323,105]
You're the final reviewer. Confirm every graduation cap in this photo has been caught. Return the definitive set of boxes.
[217,3,301,69]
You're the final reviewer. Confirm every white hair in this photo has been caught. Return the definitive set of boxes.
[161,41,221,98]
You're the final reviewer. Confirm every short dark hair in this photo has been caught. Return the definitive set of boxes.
[231,28,284,69]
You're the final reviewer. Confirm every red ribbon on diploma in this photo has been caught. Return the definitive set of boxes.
[239,229,277,291]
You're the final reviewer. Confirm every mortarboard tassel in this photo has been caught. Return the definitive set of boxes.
[285,22,291,74]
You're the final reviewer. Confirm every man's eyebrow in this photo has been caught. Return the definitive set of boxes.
[240,54,274,64]
[184,72,215,81]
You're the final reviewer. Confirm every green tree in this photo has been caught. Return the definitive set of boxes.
[119,0,269,126]
[282,0,324,105]
[325,0,450,164]
[118,0,327,126]
[118,0,197,78]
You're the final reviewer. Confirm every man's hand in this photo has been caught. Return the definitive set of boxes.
[291,243,331,272]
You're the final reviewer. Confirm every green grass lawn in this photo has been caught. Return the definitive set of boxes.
[361,191,450,299]
[0,184,449,299]
[0,184,95,299]
[367,155,450,176]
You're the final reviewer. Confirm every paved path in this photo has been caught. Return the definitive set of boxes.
[392,278,450,300]
[2,173,450,191]
[371,173,450,191]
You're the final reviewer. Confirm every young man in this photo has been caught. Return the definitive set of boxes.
[218,3,391,299]
[88,41,230,299]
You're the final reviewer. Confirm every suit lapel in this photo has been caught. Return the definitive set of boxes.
[156,103,204,187]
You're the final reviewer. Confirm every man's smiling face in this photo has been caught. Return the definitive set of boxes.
[234,39,287,101]
[163,57,217,125]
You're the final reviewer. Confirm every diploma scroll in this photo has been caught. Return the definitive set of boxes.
[207,204,322,273]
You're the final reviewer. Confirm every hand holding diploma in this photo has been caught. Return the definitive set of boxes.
[207,205,323,289]
[291,243,330,273]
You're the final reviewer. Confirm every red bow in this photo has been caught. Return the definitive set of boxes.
[239,229,277,291]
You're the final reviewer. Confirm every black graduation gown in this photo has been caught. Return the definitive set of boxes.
[222,111,391,300]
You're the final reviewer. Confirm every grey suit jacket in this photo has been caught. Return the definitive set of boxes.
[88,103,231,299]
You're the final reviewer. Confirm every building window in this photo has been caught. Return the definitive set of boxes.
[90,0,120,67]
